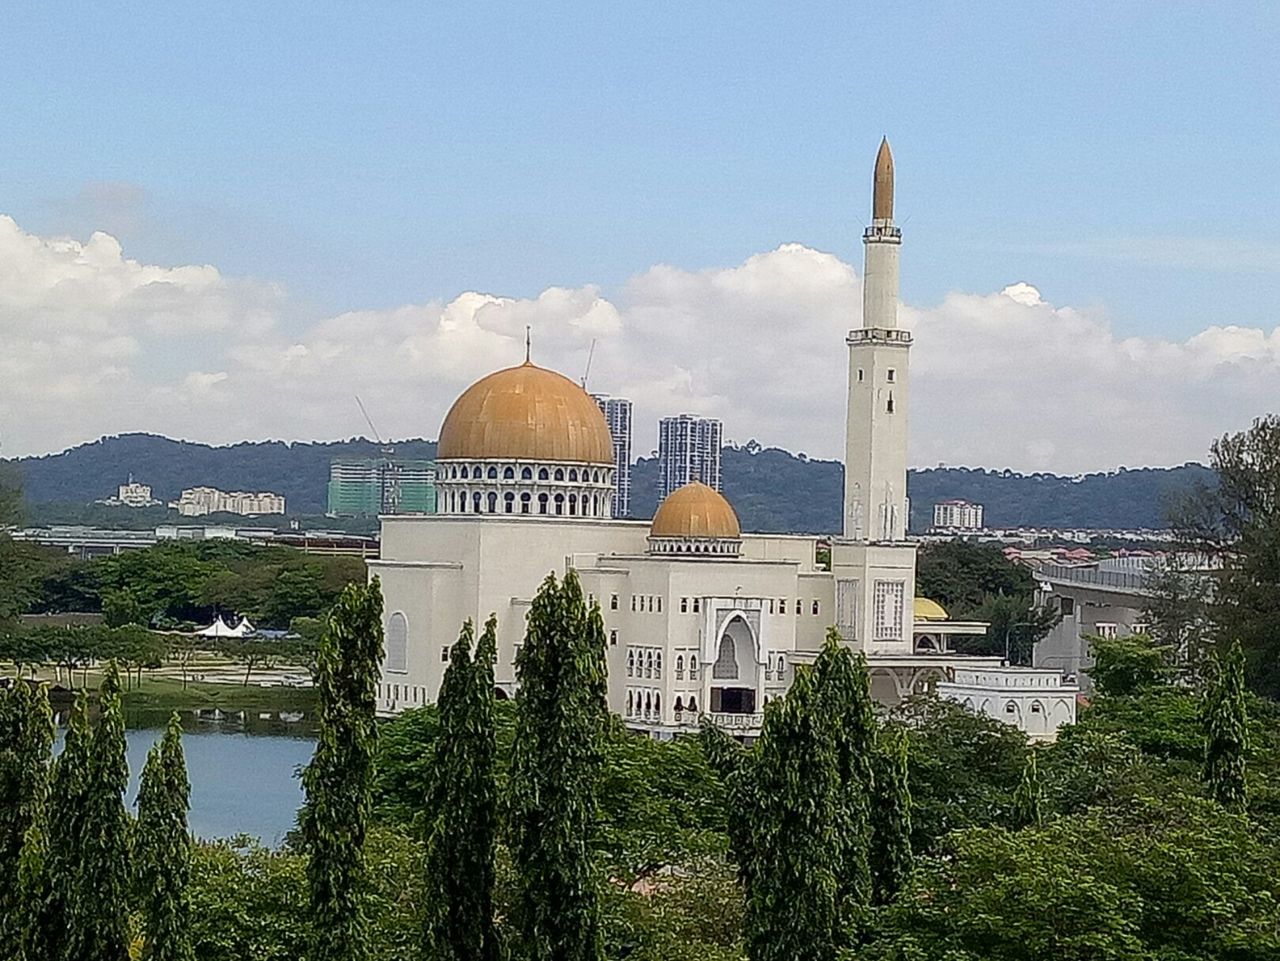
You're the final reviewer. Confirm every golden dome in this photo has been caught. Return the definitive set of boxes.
[650,482,741,539]
[437,361,615,464]
[913,597,949,622]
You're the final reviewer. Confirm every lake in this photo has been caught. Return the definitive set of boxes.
[56,710,318,844]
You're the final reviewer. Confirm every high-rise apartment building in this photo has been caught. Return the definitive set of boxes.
[327,458,436,517]
[657,414,722,503]
[932,499,984,531]
[170,487,286,517]
[592,394,633,517]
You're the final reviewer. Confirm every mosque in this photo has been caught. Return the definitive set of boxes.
[370,141,1078,739]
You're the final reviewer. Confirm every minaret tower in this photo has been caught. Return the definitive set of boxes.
[844,137,911,542]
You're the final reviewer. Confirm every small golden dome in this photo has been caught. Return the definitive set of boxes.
[913,597,949,622]
[437,361,615,464]
[650,482,741,539]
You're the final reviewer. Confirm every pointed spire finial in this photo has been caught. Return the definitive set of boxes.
[525,325,531,364]
[873,137,894,221]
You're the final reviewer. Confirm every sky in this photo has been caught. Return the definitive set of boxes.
[1,2,1278,471]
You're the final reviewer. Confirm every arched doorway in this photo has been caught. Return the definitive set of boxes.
[710,614,758,714]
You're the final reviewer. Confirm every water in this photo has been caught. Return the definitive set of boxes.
[55,711,317,844]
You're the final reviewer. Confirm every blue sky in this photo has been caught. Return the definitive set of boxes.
[4,2,1277,338]
[1,3,1278,468]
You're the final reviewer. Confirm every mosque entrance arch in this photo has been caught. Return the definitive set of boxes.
[709,614,758,715]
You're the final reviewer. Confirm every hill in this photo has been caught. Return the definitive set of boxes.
[6,433,1212,534]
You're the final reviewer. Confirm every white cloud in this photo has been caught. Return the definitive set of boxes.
[1,216,1276,474]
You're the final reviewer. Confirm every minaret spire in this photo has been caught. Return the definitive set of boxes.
[872,137,894,221]
[524,325,532,364]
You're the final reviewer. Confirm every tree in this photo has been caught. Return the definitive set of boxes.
[1203,640,1249,811]
[70,662,132,961]
[810,630,875,922]
[1143,554,1213,676]
[915,541,1034,614]
[508,571,607,961]
[870,726,912,905]
[421,616,499,961]
[135,713,194,961]
[0,676,54,958]
[1010,751,1044,829]
[300,578,384,961]
[742,669,839,961]
[1089,632,1174,697]
[1174,415,1280,697]
[41,691,92,961]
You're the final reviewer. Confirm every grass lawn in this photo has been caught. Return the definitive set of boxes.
[117,676,318,713]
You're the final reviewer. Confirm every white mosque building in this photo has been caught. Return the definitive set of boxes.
[371,140,1077,740]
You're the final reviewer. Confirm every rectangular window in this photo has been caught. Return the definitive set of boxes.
[873,581,906,641]
[657,596,662,613]
[693,597,700,613]
[441,647,450,662]
[887,368,895,382]
[836,579,858,638]
[779,599,786,615]
[812,600,820,616]
[610,630,618,646]
[631,596,637,612]
[857,369,864,382]
[611,593,619,610]
[1059,596,1075,616]
[680,597,688,613]
[796,599,801,616]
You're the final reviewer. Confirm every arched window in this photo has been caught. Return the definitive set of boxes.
[504,492,515,514]
[626,691,633,716]
[688,696,697,713]
[487,492,498,513]
[645,651,654,678]
[655,652,662,678]
[538,467,549,481]
[593,469,601,483]
[610,593,618,610]
[520,492,532,514]
[386,612,408,673]
[472,492,482,512]
[568,493,577,516]
[1005,701,1017,715]
[887,393,895,413]
[460,465,470,479]
[554,493,565,516]
[553,468,565,481]
[713,634,737,679]
[568,468,578,482]
[627,651,634,677]
[674,696,684,713]
[654,693,661,719]
[504,466,515,480]
[676,655,684,679]
[689,655,698,679]
[538,493,549,515]
[521,466,533,480]
[812,600,820,615]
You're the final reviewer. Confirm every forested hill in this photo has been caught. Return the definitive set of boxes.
[8,433,1212,533]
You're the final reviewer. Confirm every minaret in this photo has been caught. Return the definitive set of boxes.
[844,138,911,541]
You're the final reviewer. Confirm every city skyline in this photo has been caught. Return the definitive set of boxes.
[1,4,1277,471]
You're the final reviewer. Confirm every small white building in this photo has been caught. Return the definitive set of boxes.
[937,666,1078,740]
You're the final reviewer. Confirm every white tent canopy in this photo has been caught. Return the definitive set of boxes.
[195,616,256,638]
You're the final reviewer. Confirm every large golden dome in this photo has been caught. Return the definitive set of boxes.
[437,361,615,464]
[650,482,741,539]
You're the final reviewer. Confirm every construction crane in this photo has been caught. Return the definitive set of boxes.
[355,395,395,457]
[580,339,597,391]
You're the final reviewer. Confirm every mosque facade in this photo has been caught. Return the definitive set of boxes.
[371,141,1077,739]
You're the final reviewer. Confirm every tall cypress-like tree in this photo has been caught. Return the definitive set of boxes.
[743,668,839,961]
[70,661,132,961]
[43,691,92,961]
[1011,750,1044,829]
[422,615,499,961]
[0,677,54,959]
[811,630,875,919]
[1203,639,1249,810]
[870,726,913,905]
[698,720,757,893]
[135,713,194,961]
[509,571,607,961]
[301,578,385,961]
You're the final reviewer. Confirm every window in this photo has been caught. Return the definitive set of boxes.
[538,493,549,515]
[645,651,654,678]
[568,493,577,516]
[611,593,619,610]
[538,467,549,481]
[655,652,662,678]
[568,468,578,481]
[631,596,637,612]
[812,600,820,616]
[768,599,775,614]
[386,612,408,673]
[610,630,618,646]
[713,634,738,680]
[1059,596,1075,616]
[504,492,515,513]
[674,696,684,712]
[857,368,864,382]
[657,596,662,613]
[680,597,688,613]
[796,599,801,616]
[1096,622,1119,639]
[886,368,895,382]
[836,579,858,637]
[460,465,470,479]
[887,393,895,413]
[503,466,515,479]
[627,651,634,677]
[521,466,533,480]
[554,468,565,482]
[689,656,698,680]
[487,466,499,479]
[687,696,697,713]
[779,599,787,615]
[521,493,531,514]
[676,655,684,679]
[873,581,906,641]
[441,646,451,662]
[487,491,498,513]
[777,653,787,677]
[693,598,700,613]
[626,691,633,717]
[554,493,565,515]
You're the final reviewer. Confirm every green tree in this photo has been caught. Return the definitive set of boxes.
[1203,640,1249,810]
[1010,751,1044,829]
[810,630,874,922]
[0,676,54,958]
[743,669,839,961]
[870,726,912,905]
[102,588,148,628]
[70,662,132,961]
[421,616,499,961]
[299,578,385,961]
[42,691,92,961]
[1089,632,1174,697]
[508,571,607,961]
[1143,554,1213,676]
[135,714,194,961]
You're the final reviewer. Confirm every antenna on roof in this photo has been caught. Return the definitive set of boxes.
[580,338,597,390]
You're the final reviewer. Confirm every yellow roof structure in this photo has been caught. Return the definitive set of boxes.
[437,361,614,464]
[872,137,894,221]
[650,482,741,539]
[913,597,949,622]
